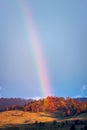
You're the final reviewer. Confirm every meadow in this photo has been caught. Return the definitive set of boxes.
[0,110,87,130]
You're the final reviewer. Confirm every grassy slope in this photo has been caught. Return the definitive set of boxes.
[0,110,87,128]
[0,111,57,128]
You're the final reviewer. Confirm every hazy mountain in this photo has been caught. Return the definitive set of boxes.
[0,98,32,109]
[75,97,87,102]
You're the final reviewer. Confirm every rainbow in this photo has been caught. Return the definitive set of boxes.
[18,0,53,97]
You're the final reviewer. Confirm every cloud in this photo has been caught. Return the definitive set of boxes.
[0,86,2,91]
[32,96,42,100]
[0,85,6,97]
[25,96,42,100]
[74,95,82,98]
[74,84,87,98]
[82,84,87,91]
[81,84,87,96]
[0,86,2,97]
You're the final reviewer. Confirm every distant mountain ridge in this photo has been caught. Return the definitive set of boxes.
[75,97,87,102]
[0,98,32,109]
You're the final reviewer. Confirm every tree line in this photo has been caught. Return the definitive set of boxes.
[1,96,87,117]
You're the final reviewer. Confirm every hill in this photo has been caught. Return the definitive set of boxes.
[0,98,32,110]
[0,110,87,129]
[75,97,87,102]
[0,97,87,111]
[0,96,87,129]
[0,110,56,128]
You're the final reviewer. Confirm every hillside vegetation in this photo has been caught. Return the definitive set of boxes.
[2,96,87,117]
[0,96,87,129]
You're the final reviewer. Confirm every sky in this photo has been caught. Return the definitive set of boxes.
[0,0,87,98]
